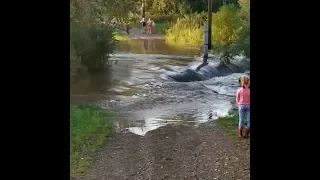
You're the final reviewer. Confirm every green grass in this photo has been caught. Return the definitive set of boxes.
[113,31,129,41]
[216,111,247,137]
[164,16,204,47]
[70,104,113,178]
[154,22,170,34]
[163,12,207,47]
[165,26,203,47]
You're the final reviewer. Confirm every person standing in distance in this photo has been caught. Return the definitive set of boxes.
[140,16,146,34]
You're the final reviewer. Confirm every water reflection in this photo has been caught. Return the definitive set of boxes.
[70,60,134,103]
[71,39,200,103]
[71,69,112,94]
[115,101,232,136]
[141,39,156,52]
[116,39,200,56]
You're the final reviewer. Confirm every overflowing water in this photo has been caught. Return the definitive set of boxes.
[71,39,249,136]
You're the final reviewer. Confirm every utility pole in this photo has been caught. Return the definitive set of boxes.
[199,25,209,69]
[208,0,213,50]
[141,0,145,18]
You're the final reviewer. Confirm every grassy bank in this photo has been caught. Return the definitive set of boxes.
[113,31,129,41]
[216,112,246,137]
[70,104,113,177]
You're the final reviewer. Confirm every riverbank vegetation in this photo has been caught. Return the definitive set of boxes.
[216,112,239,137]
[164,0,250,62]
[165,12,207,46]
[216,111,248,138]
[110,0,250,62]
[70,0,117,82]
[72,0,250,68]
[70,1,116,177]
[113,31,129,41]
[70,104,113,177]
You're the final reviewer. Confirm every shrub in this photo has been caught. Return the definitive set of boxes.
[165,12,207,46]
[70,21,116,81]
[211,3,241,61]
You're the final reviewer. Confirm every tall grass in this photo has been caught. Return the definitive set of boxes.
[165,12,207,47]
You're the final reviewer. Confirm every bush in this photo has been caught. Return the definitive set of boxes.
[165,12,207,46]
[70,0,117,82]
[212,1,250,61]
[211,4,241,58]
[70,21,116,81]
[164,1,250,61]
[232,0,250,58]
[147,0,192,16]
[150,15,178,23]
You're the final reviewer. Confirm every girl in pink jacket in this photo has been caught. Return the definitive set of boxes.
[236,76,250,138]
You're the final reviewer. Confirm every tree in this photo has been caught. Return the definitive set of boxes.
[211,4,241,63]
[232,0,250,58]
[70,0,116,81]
[102,0,140,24]
[210,0,250,63]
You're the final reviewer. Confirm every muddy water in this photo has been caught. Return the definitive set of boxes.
[71,39,249,136]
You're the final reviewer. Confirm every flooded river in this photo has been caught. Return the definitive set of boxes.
[71,39,249,136]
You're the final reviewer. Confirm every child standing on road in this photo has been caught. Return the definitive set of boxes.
[236,76,250,138]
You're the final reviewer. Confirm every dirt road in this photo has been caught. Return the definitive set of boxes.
[80,122,250,180]
[76,29,250,180]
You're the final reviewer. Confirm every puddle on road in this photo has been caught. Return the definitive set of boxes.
[113,100,232,136]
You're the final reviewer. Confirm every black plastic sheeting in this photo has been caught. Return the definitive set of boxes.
[168,59,250,82]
